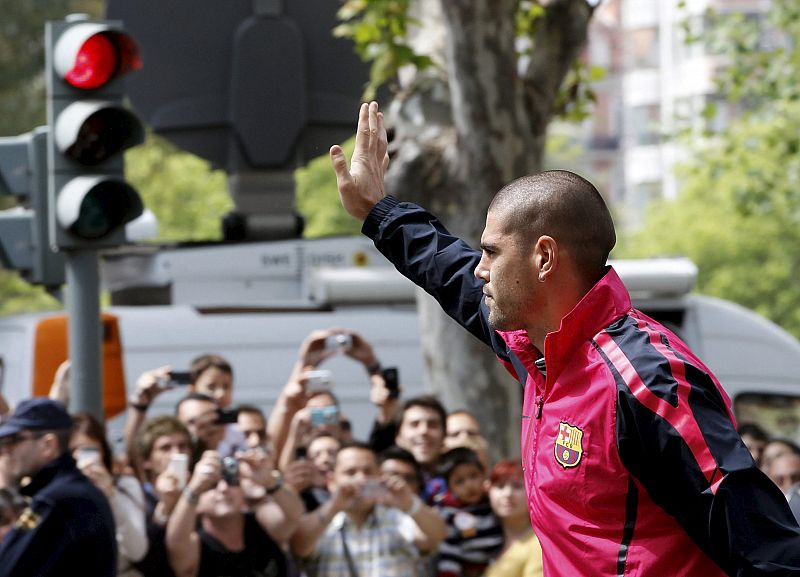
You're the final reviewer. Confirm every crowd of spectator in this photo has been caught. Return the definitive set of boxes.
[738,422,800,523]
[1,326,796,576]
[0,328,544,577]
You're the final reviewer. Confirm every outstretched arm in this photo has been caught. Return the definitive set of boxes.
[330,102,497,351]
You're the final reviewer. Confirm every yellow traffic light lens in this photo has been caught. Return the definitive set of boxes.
[63,107,143,165]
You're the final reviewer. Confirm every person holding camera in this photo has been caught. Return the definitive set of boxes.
[283,432,342,513]
[70,412,148,577]
[132,415,194,577]
[278,390,349,471]
[166,449,293,577]
[269,328,384,459]
[290,441,446,577]
[124,356,243,473]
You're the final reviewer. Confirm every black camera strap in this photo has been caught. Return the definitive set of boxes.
[339,525,360,577]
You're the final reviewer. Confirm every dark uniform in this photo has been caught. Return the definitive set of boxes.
[0,399,117,577]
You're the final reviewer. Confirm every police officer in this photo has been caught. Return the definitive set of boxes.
[0,398,116,576]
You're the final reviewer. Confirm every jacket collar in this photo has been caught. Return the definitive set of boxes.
[20,452,76,497]
[499,266,632,382]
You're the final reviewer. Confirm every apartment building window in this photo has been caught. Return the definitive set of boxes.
[627,26,659,69]
[631,104,661,146]
[633,180,663,214]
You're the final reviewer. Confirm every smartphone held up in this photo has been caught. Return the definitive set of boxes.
[158,370,193,389]
[305,369,333,394]
[167,453,189,488]
[310,405,339,427]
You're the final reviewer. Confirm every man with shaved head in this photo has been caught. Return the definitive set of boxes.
[329,102,800,576]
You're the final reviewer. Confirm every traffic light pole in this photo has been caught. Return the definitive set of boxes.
[65,249,103,420]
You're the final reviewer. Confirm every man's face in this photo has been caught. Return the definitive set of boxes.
[237,412,268,450]
[474,211,538,331]
[0,431,52,484]
[445,413,482,449]
[197,479,245,519]
[768,453,800,493]
[380,458,420,495]
[177,399,225,451]
[741,433,767,466]
[330,447,379,513]
[192,367,234,410]
[395,406,444,467]
[144,432,193,478]
[308,436,340,477]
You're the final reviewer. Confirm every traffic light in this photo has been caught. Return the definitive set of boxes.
[0,128,65,287]
[45,15,144,250]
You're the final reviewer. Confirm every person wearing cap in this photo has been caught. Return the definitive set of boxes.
[0,398,117,577]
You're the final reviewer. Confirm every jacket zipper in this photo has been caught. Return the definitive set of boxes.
[535,396,543,419]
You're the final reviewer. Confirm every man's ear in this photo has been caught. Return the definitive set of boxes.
[534,235,558,280]
[42,432,62,461]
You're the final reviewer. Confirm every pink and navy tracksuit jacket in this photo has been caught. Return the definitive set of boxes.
[364,196,800,576]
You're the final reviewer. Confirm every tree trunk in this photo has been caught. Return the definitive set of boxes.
[385,0,594,459]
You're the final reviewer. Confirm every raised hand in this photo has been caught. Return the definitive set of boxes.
[330,101,390,221]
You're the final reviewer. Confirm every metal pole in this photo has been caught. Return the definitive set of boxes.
[65,249,103,420]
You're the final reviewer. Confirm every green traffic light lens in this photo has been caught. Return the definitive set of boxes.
[72,181,144,239]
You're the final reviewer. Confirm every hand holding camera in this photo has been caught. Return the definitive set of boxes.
[359,479,390,504]
[296,329,339,369]
[325,332,353,353]
[236,447,276,488]
[189,450,222,494]
[380,472,416,512]
[161,370,193,389]
[75,448,114,497]
[130,365,173,408]
[340,330,379,367]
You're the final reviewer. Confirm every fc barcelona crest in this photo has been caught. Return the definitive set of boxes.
[555,421,584,468]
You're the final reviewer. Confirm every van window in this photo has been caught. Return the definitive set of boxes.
[735,393,800,444]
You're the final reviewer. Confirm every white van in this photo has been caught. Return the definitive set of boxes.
[0,238,798,446]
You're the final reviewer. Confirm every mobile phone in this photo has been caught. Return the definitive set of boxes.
[310,405,339,427]
[305,369,333,394]
[360,479,387,499]
[75,447,102,467]
[382,367,400,399]
[325,333,352,351]
[295,446,308,460]
[216,407,240,424]
[167,453,189,488]
[168,370,193,386]
[221,456,240,486]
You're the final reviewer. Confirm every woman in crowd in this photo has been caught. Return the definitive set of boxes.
[485,459,543,577]
[70,412,149,577]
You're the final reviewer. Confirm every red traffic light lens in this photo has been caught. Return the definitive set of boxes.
[65,33,117,89]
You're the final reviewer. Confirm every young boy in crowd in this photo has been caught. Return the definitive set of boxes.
[434,447,503,577]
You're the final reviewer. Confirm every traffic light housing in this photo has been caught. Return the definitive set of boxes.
[45,16,144,250]
[0,128,66,287]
